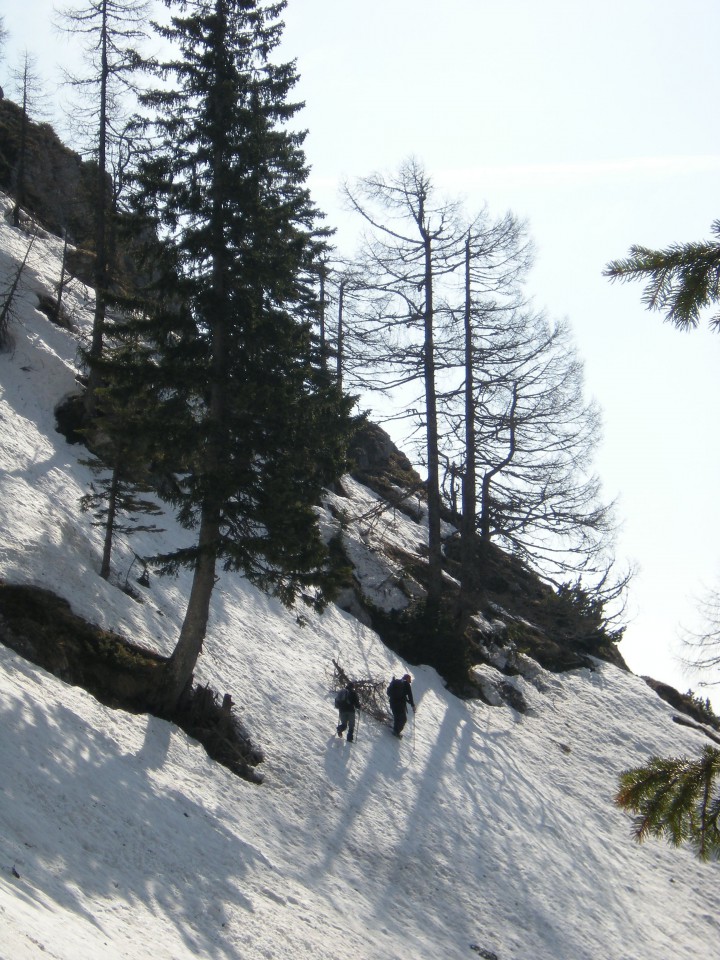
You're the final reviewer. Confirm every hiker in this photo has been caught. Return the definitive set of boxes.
[387,673,415,737]
[335,681,361,742]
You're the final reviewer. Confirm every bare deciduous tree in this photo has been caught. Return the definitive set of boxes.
[57,0,149,412]
[0,232,37,350]
[9,51,46,227]
[344,158,466,613]
[0,16,8,72]
[681,578,720,684]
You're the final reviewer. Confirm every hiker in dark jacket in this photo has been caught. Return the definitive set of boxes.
[387,673,415,737]
[336,681,361,742]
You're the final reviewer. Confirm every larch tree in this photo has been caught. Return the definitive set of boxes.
[130,0,354,711]
[0,17,7,73]
[9,51,46,228]
[343,159,466,614]
[452,214,531,608]
[681,580,720,681]
[316,258,375,394]
[57,0,150,414]
[469,313,615,579]
[441,298,628,632]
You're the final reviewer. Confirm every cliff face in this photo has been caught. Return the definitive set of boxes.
[0,98,98,249]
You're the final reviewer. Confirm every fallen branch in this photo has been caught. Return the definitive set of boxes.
[331,658,392,724]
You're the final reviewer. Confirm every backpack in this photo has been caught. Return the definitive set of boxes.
[387,677,405,702]
[334,688,350,710]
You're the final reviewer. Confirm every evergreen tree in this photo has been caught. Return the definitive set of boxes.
[131,0,353,709]
[615,747,720,861]
[608,222,720,858]
[80,331,165,581]
[605,222,720,332]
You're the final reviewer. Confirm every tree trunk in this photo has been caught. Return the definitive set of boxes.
[11,83,28,228]
[460,232,477,611]
[162,505,220,710]
[55,232,70,326]
[318,261,327,373]
[422,221,443,612]
[85,0,110,418]
[100,464,119,580]
[160,89,230,713]
[418,211,442,615]
[337,279,345,391]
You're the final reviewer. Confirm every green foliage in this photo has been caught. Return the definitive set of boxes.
[615,747,720,861]
[683,689,720,729]
[79,323,172,577]
[126,0,356,608]
[553,579,625,647]
[605,221,720,332]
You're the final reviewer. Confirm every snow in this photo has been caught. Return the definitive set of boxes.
[0,193,718,960]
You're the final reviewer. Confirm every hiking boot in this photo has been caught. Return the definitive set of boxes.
[336,726,343,737]
[347,735,354,742]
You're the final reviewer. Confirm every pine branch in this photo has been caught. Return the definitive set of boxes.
[604,222,720,331]
[615,748,720,860]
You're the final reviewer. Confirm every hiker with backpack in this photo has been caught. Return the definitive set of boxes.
[387,673,415,737]
[335,681,361,742]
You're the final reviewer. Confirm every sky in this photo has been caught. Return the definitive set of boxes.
[0,195,719,957]
[2,0,720,702]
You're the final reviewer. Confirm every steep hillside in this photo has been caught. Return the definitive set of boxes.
[1,193,719,960]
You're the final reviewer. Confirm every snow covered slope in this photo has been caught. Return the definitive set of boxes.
[1,196,718,960]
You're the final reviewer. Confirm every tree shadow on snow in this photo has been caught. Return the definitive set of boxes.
[0,660,272,960]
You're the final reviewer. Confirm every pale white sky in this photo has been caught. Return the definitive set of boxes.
[3,0,720,703]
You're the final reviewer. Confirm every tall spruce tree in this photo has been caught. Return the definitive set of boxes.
[132,0,353,710]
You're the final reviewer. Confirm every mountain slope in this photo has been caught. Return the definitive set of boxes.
[1,194,718,960]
